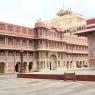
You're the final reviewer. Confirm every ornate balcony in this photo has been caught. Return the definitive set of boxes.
[0,44,35,51]
[66,49,88,54]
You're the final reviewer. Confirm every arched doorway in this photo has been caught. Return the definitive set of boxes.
[0,62,5,73]
[76,61,81,68]
[37,61,39,71]
[49,54,57,70]
[15,62,20,72]
[83,61,88,67]
[66,61,69,69]
[70,61,72,69]
[28,62,33,72]
[23,62,27,72]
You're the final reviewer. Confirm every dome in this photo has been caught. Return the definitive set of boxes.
[57,8,73,16]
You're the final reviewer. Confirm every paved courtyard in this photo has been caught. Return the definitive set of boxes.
[0,74,95,95]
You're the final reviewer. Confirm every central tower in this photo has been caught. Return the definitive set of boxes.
[51,6,86,34]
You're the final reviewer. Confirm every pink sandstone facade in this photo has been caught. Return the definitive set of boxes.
[76,18,95,69]
[0,20,88,73]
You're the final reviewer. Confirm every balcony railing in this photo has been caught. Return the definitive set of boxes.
[0,30,34,39]
[37,34,65,42]
[66,49,88,54]
[36,46,66,52]
[0,44,34,51]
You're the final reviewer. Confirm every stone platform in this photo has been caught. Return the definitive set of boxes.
[17,69,95,81]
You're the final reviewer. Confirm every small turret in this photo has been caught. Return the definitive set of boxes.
[35,19,46,28]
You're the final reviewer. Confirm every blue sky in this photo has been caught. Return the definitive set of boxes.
[0,0,94,27]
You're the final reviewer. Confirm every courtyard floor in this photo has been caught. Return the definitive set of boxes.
[0,74,95,95]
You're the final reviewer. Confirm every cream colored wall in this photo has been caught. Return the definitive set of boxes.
[52,15,86,30]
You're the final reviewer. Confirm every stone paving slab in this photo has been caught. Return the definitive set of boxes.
[0,74,95,95]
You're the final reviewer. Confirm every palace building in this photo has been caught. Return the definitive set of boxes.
[0,7,88,73]
[76,17,95,69]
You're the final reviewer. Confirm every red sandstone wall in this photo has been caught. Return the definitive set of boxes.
[86,18,95,25]
[7,62,15,73]
[17,74,95,81]
[88,36,95,59]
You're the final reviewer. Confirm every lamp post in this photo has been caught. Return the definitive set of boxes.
[20,50,24,73]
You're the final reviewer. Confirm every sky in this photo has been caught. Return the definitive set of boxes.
[0,0,94,27]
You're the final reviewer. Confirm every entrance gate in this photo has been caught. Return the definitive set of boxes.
[0,62,5,73]
[50,54,57,70]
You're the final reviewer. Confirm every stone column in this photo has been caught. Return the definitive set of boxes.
[13,38,15,49]
[27,40,29,50]
[26,52,29,73]
[5,36,8,48]
[73,60,76,69]
[14,51,16,73]
[20,38,22,49]
[5,51,8,73]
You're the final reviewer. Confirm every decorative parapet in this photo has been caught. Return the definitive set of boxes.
[35,19,64,32]
[64,35,88,46]
[75,18,95,36]
[35,19,47,28]
[86,18,95,25]
[0,22,34,38]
